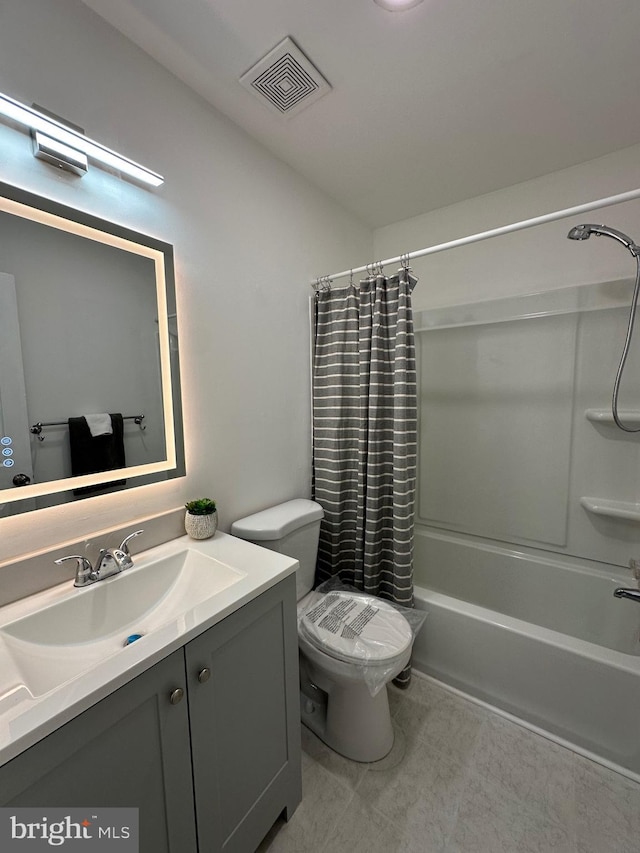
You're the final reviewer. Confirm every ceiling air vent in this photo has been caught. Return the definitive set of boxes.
[240,37,331,118]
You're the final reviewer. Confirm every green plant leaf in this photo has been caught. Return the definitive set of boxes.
[185,498,217,515]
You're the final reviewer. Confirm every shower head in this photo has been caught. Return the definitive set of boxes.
[567,224,593,241]
[567,223,640,257]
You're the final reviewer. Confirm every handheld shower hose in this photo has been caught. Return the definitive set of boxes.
[567,224,640,433]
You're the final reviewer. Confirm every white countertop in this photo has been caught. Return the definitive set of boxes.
[0,532,297,767]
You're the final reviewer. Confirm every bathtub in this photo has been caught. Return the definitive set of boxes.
[410,528,640,779]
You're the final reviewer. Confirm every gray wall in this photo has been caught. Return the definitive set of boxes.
[0,0,372,565]
[374,143,640,312]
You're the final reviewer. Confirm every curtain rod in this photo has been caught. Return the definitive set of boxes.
[312,186,640,286]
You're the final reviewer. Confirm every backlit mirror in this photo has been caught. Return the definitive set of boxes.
[0,181,184,516]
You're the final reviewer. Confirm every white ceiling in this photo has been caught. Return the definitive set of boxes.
[81,0,640,228]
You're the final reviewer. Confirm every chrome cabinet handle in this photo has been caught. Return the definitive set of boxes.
[197,668,211,684]
[169,688,184,705]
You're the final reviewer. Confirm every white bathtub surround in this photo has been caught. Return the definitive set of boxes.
[399,273,640,780]
[259,673,640,853]
[411,528,640,779]
[414,281,640,570]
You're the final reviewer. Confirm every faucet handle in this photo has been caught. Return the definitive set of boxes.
[54,554,97,587]
[119,529,143,555]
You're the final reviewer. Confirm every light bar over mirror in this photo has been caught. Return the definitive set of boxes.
[0,92,163,187]
[0,181,184,517]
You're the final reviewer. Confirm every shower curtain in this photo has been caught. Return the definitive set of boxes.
[312,270,417,687]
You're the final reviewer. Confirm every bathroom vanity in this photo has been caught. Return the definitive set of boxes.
[0,533,302,853]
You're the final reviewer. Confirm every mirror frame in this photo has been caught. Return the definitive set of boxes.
[0,180,185,510]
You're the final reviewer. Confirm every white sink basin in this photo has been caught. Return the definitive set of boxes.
[0,546,245,697]
[0,530,298,768]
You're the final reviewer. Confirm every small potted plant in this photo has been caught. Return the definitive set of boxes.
[184,498,218,540]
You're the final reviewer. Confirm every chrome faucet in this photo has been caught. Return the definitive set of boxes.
[613,587,640,603]
[55,529,143,588]
[614,558,640,603]
[54,554,97,588]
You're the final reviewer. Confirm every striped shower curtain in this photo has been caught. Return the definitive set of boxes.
[312,270,417,687]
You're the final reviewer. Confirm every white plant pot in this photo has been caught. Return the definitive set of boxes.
[185,510,218,540]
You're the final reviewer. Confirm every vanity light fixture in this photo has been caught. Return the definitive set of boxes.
[0,92,163,187]
[373,0,424,10]
[32,130,88,177]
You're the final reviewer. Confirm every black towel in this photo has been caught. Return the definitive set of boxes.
[69,413,126,496]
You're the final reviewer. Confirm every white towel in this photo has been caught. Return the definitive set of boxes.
[84,413,113,437]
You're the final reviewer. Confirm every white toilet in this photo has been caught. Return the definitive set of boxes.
[231,498,413,762]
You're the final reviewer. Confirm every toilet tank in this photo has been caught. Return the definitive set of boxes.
[231,499,324,601]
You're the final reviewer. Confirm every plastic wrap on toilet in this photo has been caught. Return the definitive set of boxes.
[298,578,427,696]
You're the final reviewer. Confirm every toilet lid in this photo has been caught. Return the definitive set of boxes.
[298,591,413,665]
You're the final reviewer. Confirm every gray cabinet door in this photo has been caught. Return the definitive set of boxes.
[0,650,197,853]
[186,576,301,853]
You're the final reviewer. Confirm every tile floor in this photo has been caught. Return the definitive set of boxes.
[258,674,640,853]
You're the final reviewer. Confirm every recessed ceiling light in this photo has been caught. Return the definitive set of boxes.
[374,0,424,10]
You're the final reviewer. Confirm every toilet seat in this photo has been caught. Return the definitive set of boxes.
[298,590,413,667]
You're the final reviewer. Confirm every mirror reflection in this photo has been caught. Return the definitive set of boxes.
[0,182,184,516]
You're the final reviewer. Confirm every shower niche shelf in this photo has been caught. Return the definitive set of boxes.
[585,409,640,425]
[580,496,640,522]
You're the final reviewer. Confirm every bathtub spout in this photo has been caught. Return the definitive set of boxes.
[613,587,640,603]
